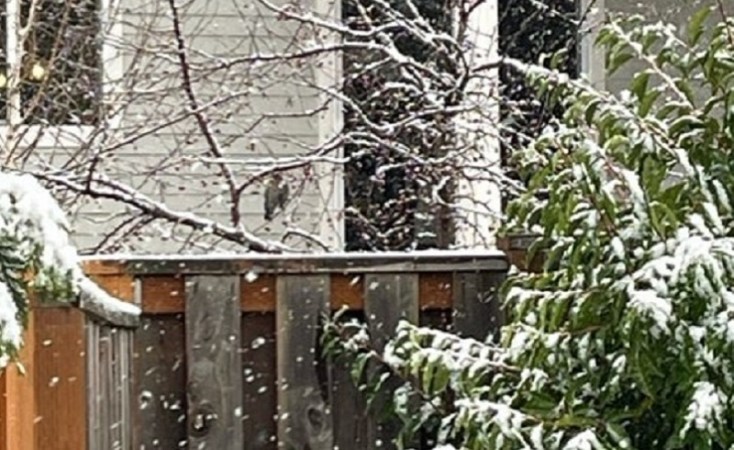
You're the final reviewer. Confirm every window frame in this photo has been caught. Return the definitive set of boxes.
[457,0,607,248]
[0,0,123,150]
[318,0,608,250]
[579,0,606,89]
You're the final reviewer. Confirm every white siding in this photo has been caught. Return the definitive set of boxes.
[605,0,732,96]
[61,0,337,253]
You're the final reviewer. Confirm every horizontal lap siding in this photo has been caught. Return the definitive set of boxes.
[64,0,331,252]
[605,0,729,100]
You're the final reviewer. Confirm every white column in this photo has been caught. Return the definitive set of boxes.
[4,0,22,165]
[579,0,606,90]
[454,1,501,249]
[314,0,345,250]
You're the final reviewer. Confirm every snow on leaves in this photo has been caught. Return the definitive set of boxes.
[328,7,734,450]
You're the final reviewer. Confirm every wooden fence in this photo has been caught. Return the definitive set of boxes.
[1,251,508,450]
[0,281,137,450]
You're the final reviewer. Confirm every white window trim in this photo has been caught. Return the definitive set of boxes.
[315,0,345,250]
[456,1,607,249]
[455,1,501,249]
[316,1,607,250]
[579,0,606,89]
[0,0,124,153]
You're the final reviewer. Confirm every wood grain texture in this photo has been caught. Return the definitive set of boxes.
[364,274,420,349]
[141,276,185,313]
[330,311,369,450]
[135,271,500,315]
[330,274,363,310]
[452,271,506,341]
[241,313,277,450]
[34,307,86,450]
[419,273,453,310]
[186,276,243,450]
[87,273,135,301]
[364,274,420,450]
[133,315,187,449]
[82,260,126,276]
[87,324,134,450]
[0,308,36,450]
[276,275,333,450]
[241,274,276,312]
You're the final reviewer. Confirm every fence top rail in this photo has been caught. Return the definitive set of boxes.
[82,250,508,276]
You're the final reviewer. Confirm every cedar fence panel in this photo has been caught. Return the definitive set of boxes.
[1,251,508,450]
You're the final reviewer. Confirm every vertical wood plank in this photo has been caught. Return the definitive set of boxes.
[363,274,419,450]
[276,275,333,450]
[330,310,369,450]
[185,276,243,450]
[87,321,99,450]
[110,328,122,449]
[364,273,420,353]
[452,271,506,341]
[133,315,187,449]
[0,308,35,450]
[120,329,133,450]
[34,307,86,450]
[100,327,112,448]
[241,312,277,450]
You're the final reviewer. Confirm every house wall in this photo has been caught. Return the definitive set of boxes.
[24,0,727,254]
[604,0,731,96]
[60,0,342,253]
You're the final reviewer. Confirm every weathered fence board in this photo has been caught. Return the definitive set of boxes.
[133,316,187,449]
[87,322,134,450]
[276,275,333,450]
[330,310,369,450]
[364,274,420,450]
[241,312,277,450]
[185,276,243,449]
[0,312,36,450]
[1,253,508,450]
[453,271,505,341]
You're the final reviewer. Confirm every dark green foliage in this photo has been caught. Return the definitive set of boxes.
[328,6,734,450]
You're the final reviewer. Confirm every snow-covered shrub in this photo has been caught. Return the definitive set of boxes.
[0,172,137,368]
[326,8,734,449]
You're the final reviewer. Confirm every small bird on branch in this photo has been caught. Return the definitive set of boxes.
[263,173,289,221]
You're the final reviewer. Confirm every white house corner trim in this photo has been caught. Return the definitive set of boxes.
[314,0,345,251]
[579,0,606,89]
[455,1,501,250]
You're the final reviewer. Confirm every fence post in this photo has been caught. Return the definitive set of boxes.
[452,270,506,341]
[276,274,333,450]
[185,276,243,450]
[363,273,420,450]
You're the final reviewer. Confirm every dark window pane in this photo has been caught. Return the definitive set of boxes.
[0,2,6,121]
[20,0,102,125]
[343,0,456,251]
[499,0,580,201]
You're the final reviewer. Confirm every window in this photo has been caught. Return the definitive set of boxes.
[0,0,103,126]
[342,0,456,251]
[339,0,603,250]
[499,0,601,206]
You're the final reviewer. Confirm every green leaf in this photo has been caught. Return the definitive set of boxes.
[631,71,651,102]
[688,6,712,46]
[585,98,602,125]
